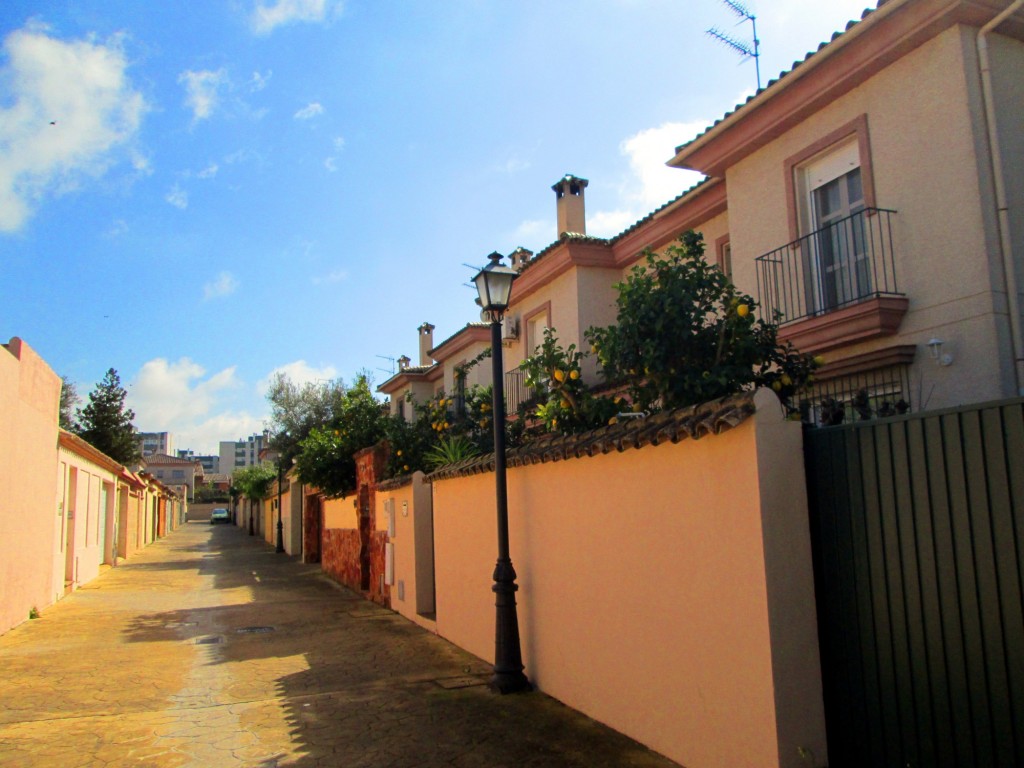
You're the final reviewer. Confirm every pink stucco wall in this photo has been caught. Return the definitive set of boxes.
[0,338,61,634]
[431,389,825,768]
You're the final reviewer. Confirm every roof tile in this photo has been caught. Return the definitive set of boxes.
[425,392,756,482]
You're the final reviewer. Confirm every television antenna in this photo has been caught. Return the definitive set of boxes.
[707,0,761,91]
[375,355,396,376]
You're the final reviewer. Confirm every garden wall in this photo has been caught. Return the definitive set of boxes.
[430,389,825,768]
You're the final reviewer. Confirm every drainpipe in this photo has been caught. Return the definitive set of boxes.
[977,0,1024,395]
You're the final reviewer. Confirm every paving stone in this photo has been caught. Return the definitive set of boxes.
[0,523,680,767]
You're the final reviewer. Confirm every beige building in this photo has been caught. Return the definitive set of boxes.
[142,453,203,502]
[378,321,497,418]
[491,0,1024,423]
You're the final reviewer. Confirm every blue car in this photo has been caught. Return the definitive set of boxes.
[210,508,231,525]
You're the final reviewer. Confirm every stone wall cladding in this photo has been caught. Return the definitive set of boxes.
[322,528,361,590]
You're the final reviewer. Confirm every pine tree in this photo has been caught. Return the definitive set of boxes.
[59,375,80,431]
[76,368,141,465]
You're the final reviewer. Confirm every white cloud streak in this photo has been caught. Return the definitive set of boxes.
[178,68,228,123]
[251,0,342,35]
[203,271,238,300]
[0,26,146,233]
[293,102,324,120]
[165,184,188,209]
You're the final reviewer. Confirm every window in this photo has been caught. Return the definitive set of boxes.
[715,235,732,278]
[801,141,869,311]
[784,115,879,314]
[524,303,551,355]
[172,470,185,479]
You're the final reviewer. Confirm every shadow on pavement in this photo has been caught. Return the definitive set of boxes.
[118,522,679,768]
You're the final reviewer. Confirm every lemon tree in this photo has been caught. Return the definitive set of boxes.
[520,328,616,434]
[585,230,817,413]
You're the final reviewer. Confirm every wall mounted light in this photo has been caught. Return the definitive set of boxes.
[927,338,954,366]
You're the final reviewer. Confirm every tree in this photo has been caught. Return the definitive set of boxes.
[232,464,276,533]
[59,375,80,431]
[293,374,388,497]
[585,231,818,415]
[265,372,348,467]
[75,368,141,465]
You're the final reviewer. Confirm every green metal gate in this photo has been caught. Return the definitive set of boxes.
[804,397,1024,767]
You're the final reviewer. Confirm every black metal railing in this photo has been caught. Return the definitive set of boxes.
[799,364,912,426]
[756,208,901,325]
[504,366,538,416]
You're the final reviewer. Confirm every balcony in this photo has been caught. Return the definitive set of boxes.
[755,208,907,354]
[504,366,538,416]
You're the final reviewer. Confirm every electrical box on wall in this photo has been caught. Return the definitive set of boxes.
[385,543,394,585]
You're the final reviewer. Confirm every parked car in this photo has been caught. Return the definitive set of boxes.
[210,508,231,525]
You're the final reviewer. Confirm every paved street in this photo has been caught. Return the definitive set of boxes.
[0,522,679,768]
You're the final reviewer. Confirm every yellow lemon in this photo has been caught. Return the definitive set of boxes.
[560,398,570,409]
[781,374,793,386]
[772,380,782,392]
[737,304,750,318]
[608,416,618,426]
[403,465,409,471]
[569,370,579,380]
[813,355,826,366]
[396,449,402,457]
[553,369,566,382]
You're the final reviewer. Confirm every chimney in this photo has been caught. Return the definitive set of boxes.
[552,174,588,238]
[417,322,435,366]
[509,247,533,271]
[397,355,411,371]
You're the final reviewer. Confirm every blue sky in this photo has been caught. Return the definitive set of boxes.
[1,0,875,454]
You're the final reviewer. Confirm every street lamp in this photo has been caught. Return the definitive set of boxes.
[472,252,532,694]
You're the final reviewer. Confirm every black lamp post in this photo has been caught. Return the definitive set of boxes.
[473,252,532,694]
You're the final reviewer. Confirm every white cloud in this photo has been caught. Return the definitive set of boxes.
[494,156,530,174]
[178,68,228,123]
[249,69,272,92]
[128,358,261,454]
[257,360,338,393]
[324,135,344,171]
[105,218,128,238]
[294,102,324,120]
[203,271,238,300]
[165,184,188,209]
[587,121,707,239]
[513,219,548,243]
[312,268,347,285]
[251,0,343,35]
[197,163,219,179]
[0,26,146,233]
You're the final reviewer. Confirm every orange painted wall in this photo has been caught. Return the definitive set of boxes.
[377,473,435,631]
[0,338,61,634]
[431,390,825,768]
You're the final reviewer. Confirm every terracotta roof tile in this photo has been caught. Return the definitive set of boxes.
[425,391,756,482]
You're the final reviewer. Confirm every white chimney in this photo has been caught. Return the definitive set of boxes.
[417,322,435,366]
[552,174,588,237]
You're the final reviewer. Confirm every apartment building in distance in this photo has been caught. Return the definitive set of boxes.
[137,431,173,458]
[219,433,268,475]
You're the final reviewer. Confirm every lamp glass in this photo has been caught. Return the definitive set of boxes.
[474,256,516,312]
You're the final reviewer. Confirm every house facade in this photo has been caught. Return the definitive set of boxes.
[142,453,204,502]
[670,0,1024,417]
[475,0,1023,425]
